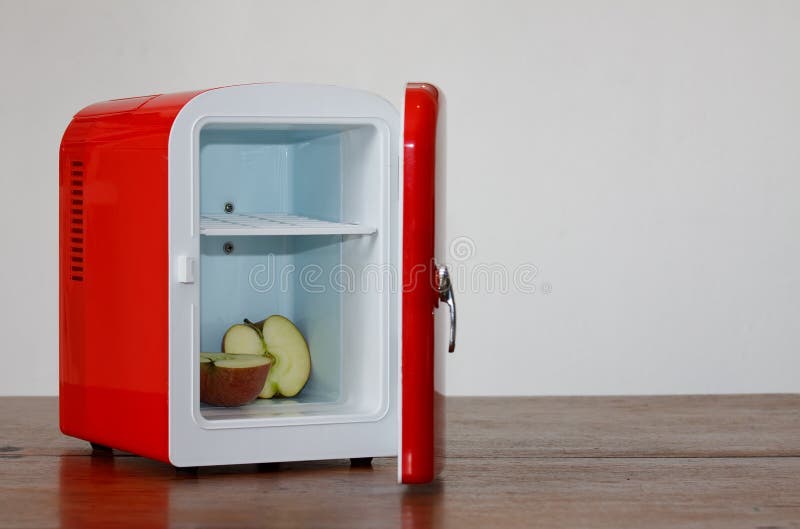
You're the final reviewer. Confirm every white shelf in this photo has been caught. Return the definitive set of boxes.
[200,213,376,236]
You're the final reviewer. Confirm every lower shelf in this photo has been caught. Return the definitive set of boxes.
[200,213,376,236]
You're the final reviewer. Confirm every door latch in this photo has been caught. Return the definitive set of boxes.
[437,265,457,353]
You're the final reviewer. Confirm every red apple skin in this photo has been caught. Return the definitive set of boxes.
[200,361,271,407]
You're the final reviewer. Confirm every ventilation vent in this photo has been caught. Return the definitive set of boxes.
[68,161,85,282]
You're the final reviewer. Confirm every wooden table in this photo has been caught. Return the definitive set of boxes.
[1,395,799,528]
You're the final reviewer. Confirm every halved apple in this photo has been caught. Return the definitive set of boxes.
[219,315,312,398]
[256,315,311,398]
[200,354,272,407]
[221,323,265,356]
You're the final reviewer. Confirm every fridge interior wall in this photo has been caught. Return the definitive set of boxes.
[197,122,390,424]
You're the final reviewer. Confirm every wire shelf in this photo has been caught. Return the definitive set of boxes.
[200,213,376,236]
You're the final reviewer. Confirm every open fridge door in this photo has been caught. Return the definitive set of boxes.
[399,83,453,484]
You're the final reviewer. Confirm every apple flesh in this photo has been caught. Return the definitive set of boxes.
[221,323,265,356]
[200,352,230,362]
[200,354,271,407]
[257,315,311,398]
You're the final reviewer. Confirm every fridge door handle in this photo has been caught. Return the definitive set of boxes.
[437,265,457,353]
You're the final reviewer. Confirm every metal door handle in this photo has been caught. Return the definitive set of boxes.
[437,265,457,353]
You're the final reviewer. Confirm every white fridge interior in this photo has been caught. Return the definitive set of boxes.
[196,121,394,426]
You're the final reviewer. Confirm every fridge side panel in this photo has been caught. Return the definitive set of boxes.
[59,92,201,462]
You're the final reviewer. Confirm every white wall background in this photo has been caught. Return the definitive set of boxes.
[1,0,798,396]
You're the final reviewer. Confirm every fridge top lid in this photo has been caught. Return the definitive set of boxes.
[74,95,159,118]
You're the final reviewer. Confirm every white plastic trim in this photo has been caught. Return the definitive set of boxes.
[167,83,402,467]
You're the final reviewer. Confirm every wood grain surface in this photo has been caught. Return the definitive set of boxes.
[1,395,799,529]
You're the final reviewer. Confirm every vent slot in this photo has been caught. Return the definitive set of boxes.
[68,161,85,281]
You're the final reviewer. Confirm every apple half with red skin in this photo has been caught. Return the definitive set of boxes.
[222,315,311,399]
[199,353,272,407]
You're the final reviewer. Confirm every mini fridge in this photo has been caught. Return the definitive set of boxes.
[59,83,455,484]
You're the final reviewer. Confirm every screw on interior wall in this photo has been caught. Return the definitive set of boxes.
[224,202,234,214]
[223,242,234,255]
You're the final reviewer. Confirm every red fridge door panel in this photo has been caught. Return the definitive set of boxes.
[401,83,444,484]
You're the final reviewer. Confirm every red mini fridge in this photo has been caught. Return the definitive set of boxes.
[59,83,454,483]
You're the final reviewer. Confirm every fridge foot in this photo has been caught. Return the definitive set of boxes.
[258,462,281,472]
[350,457,373,468]
[90,442,113,453]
